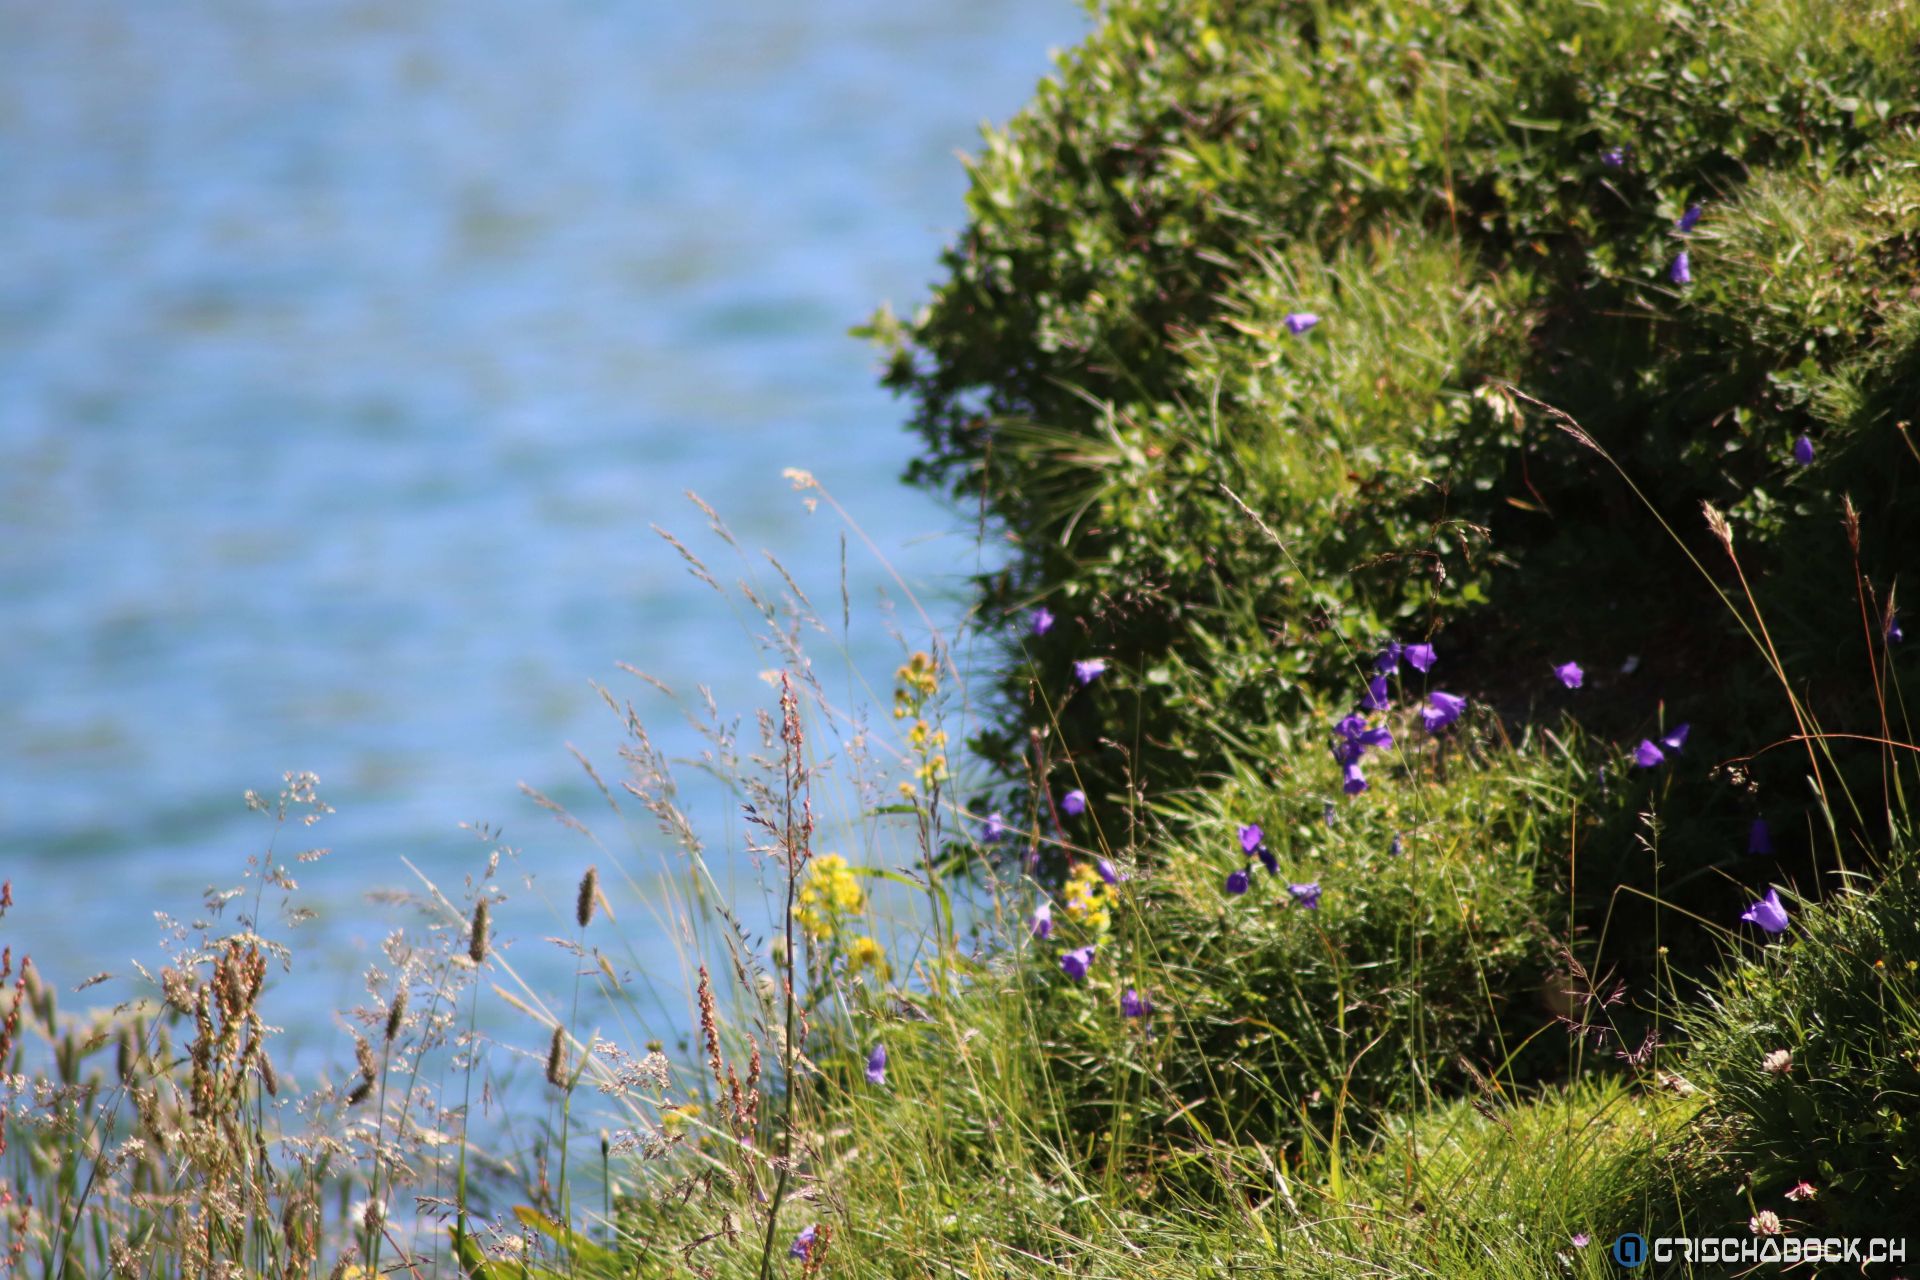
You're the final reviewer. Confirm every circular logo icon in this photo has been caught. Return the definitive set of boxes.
[1610,1233,1647,1269]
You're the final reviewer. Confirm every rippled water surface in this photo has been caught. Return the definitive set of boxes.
[0,0,1080,1027]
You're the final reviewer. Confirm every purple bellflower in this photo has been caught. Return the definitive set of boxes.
[1060,788,1087,816]
[1632,740,1665,768]
[1792,435,1815,466]
[1662,722,1691,752]
[1031,606,1055,636]
[1670,251,1692,285]
[1421,691,1467,733]
[980,811,1009,844]
[1225,868,1250,896]
[1060,945,1096,981]
[1097,857,1123,886]
[1741,888,1790,935]
[791,1225,817,1260]
[1342,763,1368,795]
[1028,900,1053,940]
[1677,204,1703,233]
[1555,661,1585,689]
[1375,642,1403,673]
[1073,657,1108,685]
[1120,987,1152,1018]
[1889,610,1904,643]
[1289,882,1322,910]
[866,1043,888,1086]
[1403,643,1437,673]
[1284,312,1320,334]
[1363,674,1391,711]
[1601,146,1627,167]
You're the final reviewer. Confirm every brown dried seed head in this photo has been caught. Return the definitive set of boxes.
[1842,493,1861,553]
[353,1032,375,1082]
[384,986,407,1044]
[576,865,599,930]
[468,899,490,964]
[1703,501,1734,551]
[545,1025,567,1088]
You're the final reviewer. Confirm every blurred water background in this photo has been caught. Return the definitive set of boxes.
[0,0,1081,1044]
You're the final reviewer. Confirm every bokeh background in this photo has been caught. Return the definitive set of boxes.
[0,0,1082,1031]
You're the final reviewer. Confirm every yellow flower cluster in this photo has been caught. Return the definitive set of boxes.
[794,853,864,938]
[905,716,950,794]
[892,650,939,718]
[1063,861,1111,933]
[846,934,889,980]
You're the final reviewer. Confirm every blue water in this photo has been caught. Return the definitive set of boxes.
[0,1,1080,1031]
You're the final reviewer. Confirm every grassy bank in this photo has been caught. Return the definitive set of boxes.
[6,0,1920,1274]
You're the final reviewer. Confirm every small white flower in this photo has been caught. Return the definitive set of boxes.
[1750,1209,1782,1236]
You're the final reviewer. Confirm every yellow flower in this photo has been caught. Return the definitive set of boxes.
[794,853,865,938]
[847,935,889,981]
[1062,862,1111,932]
[660,1101,702,1130]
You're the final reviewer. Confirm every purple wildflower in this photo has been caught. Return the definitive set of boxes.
[1792,435,1815,466]
[1676,204,1703,233]
[1031,606,1055,636]
[1239,824,1265,855]
[1059,945,1096,981]
[1342,763,1368,795]
[1662,722,1691,752]
[1632,739,1665,768]
[1748,817,1774,856]
[1741,888,1790,935]
[1255,845,1277,875]
[1601,146,1627,167]
[1284,312,1320,334]
[1572,1233,1591,1249]
[1120,987,1151,1018]
[1375,642,1403,673]
[1072,657,1108,685]
[1363,674,1392,711]
[790,1225,817,1260]
[1669,251,1692,285]
[1097,857,1123,886]
[1225,868,1250,896]
[1555,661,1585,690]
[1889,609,1904,643]
[980,811,1009,844]
[1289,882,1322,910]
[1403,643,1437,673]
[1420,691,1467,733]
[1389,833,1402,857]
[1323,800,1336,826]
[865,1043,888,1086]
[1061,788,1087,817]
[1028,900,1053,940]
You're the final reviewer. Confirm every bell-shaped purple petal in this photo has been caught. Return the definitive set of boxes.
[1072,657,1108,685]
[1288,882,1322,910]
[1669,251,1692,284]
[1239,823,1265,855]
[1284,312,1320,335]
[790,1225,817,1260]
[1224,868,1250,896]
[1389,833,1403,857]
[1403,643,1437,673]
[1028,900,1053,940]
[1363,674,1391,711]
[1741,888,1790,935]
[1661,722,1690,752]
[1031,606,1055,636]
[1060,788,1087,817]
[1342,764,1368,795]
[1677,204,1703,233]
[1601,146,1627,167]
[1375,642,1403,673]
[1420,691,1467,733]
[1748,818,1774,856]
[1097,857,1123,886]
[1632,740,1665,768]
[1792,435,1815,466]
[1889,609,1904,643]
[1256,845,1277,875]
[1555,661,1585,689]
[865,1043,888,1086]
[1120,987,1151,1018]
[1059,945,1096,980]
[980,812,1009,844]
